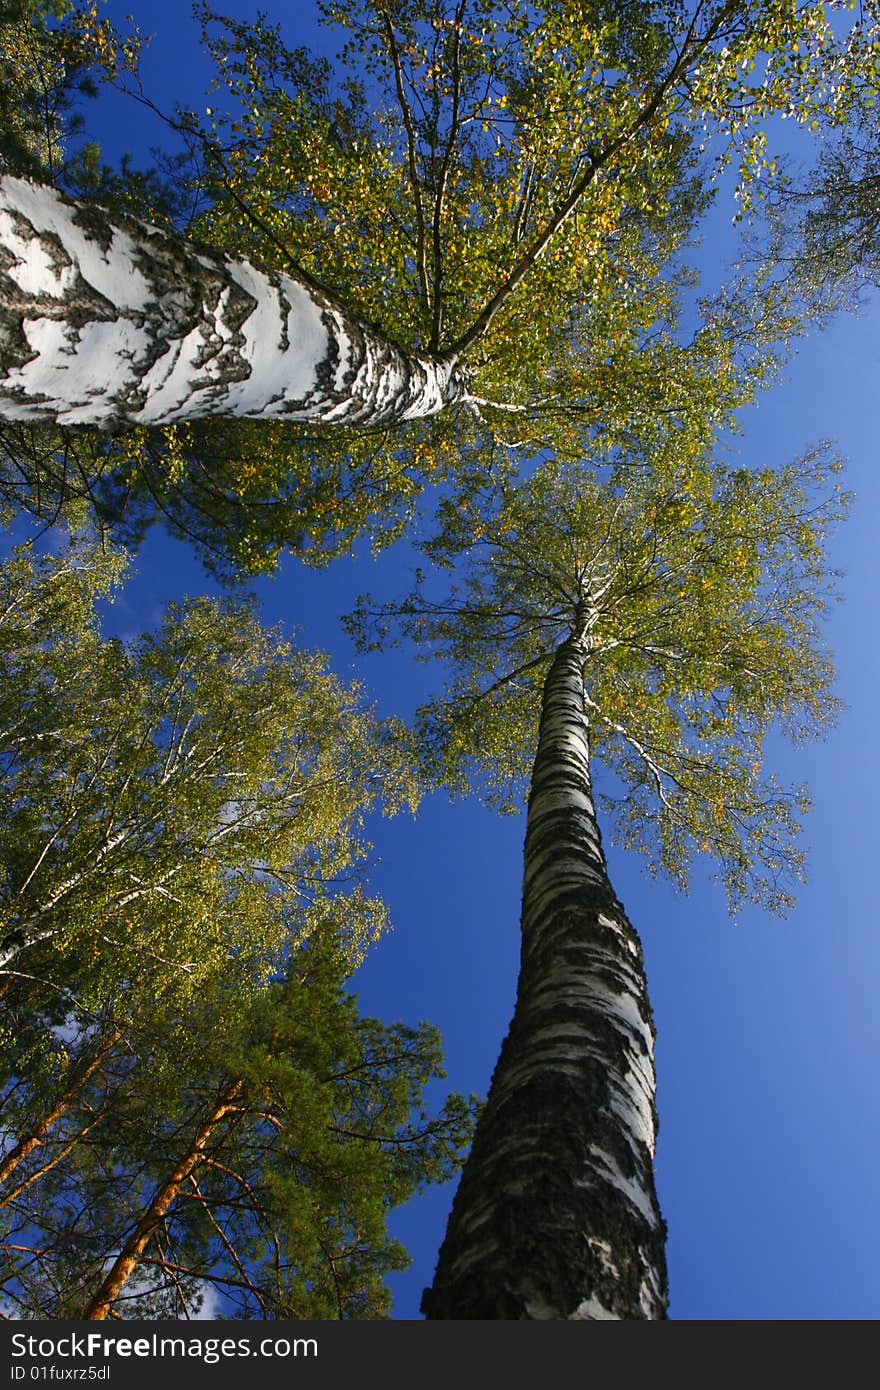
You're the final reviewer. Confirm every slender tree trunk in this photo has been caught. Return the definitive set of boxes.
[423,635,667,1319]
[0,1028,121,1195]
[0,1111,107,1210]
[82,1079,243,1320]
[0,177,465,430]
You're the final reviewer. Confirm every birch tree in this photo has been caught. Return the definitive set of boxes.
[0,0,866,569]
[0,530,475,1318]
[0,0,105,181]
[764,129,880,314]
[348,453,847,1318]
[0,534,419,1002]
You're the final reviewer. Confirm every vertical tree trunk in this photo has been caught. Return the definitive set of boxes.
[0,177,464,430]
[82,1079,243,1320]
[423,635,667,1319]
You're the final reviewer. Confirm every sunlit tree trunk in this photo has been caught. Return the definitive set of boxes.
[0,177,464,430]
[423,634,667,1320]
[0,1028,121,1197]
[83,1079,243,1320]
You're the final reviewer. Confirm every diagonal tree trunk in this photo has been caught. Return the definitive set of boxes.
[82,1078,244,1320]
[0,1028,122,1196]
[0,177,465,430]
[423,633,667,1319]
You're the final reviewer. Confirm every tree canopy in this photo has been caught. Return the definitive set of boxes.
[764,118,880,312]
[0,0,874,573]
[2,918,475,1319]
[347,440,848,1316]
[0,0,871,1322]
[0,529,475,1317]
[349,448,849,913]
[0,535,417,990]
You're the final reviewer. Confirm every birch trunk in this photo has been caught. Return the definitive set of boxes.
[82,1078,243,1320]
[423,635,667,1319]
[0,177,464,430]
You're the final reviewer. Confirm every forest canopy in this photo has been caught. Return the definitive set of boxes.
[0,0,875,1323]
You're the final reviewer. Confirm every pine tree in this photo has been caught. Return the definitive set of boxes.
[0,534,475,1318]
[2,917,475,1319]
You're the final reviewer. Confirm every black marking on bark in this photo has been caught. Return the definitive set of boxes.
[311,305,352,411]
[1,177,464,427]
[70,200,116,255]
[424,636,667,1320]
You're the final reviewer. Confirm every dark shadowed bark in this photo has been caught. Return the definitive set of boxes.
[423,635,667,1319]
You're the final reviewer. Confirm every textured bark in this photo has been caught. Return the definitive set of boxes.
[0,177,465,430]
[423,636,667,1319]
[82,1079,243,1320]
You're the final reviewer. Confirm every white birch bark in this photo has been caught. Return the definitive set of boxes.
[423,634,667,1320]
[0,177,464,430]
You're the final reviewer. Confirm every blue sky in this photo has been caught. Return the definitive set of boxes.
[37,0,880,1320]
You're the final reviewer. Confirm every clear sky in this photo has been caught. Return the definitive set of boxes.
[39,0,880,1320]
